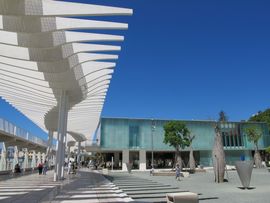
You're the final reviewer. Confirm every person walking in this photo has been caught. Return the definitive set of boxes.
[72,162,77,174]
[43,161,48,175]
[175,164,181,181]
[14,163,21,174]
[150,166,154,176]
[37,163,43,175]
[67,161,72,174]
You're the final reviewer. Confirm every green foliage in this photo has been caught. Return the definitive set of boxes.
[249,108,270,131]
[265,146,270,154]
[93,152,104,167]
[218,110,228,122]
[244,126,262,146]
[163,121,191,150]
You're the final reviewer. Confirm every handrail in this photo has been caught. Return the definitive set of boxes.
[0,117,55,149]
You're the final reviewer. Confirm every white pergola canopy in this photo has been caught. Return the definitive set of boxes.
[0,0,132,144]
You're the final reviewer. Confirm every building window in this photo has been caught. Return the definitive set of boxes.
[221,123,244,148]
[129,126,140,148]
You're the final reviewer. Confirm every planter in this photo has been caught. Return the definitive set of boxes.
[235,160,254,189]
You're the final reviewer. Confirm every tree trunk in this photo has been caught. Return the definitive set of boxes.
[189,146,196,172]
[175,147,182,169]
[254,143,262,168]
[212,125,226,183]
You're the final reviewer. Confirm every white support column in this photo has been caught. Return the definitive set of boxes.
[122,150,129,171]
[46,131,53,162]
[52,154,56,166]
[37,152,42,164]
[12,146,18,172]
[61,91,69,180]
[42,153,46,164]
[31,150,36,170]
[61,106,69,179]
[54,90,69,181]
[139,150,146,171]
[54,132,61,181]
[77,142,81,165]
[23,148,29,171]
[0,142,7,171]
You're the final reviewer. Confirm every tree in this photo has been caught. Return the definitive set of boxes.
[249,108,270,132]
[188,133,196,172]
[244,126,263,168]
[93,152,104,168]
[212,124,226,183]
[218,110,228,122]
[266,146,270,154]
[266,146,270,164]
[163,121,191,169]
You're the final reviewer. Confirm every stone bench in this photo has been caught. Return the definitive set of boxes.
[24,168,34,172]
[0,170,12,175]
[166,192,199,203]
[102,168,109,175]
[195,168,206,173]
[153,171,189,178]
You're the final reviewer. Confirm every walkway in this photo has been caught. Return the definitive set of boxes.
[2,168,268,203]
[108,173,187,202]
[111,169,270,203]
[0,169,132,203]
[0,170,64,202]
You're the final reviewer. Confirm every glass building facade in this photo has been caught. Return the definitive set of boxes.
[100,118,270,169]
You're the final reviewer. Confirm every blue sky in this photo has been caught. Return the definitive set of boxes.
[1,0,270,139]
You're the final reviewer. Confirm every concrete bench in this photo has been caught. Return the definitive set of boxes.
[0,170,12,175]
[24,168,34,172]
[166,192,199,203]
[195,168,206,173]
[102,168,109,175]
[153,171,189,178]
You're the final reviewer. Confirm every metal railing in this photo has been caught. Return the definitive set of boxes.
[0,117,50,148]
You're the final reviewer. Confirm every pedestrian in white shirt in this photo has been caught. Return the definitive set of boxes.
[67,161,72,174]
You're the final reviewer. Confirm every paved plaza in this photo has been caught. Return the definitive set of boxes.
[109,169,269,203]
[0,168,269,202]
[0,169,131,203]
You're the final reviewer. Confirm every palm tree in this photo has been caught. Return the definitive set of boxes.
[244,126,262,168]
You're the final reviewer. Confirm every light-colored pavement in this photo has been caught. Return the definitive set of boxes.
[111,168,270,203]
[50,168,132,203]
[108,173,187,202]
[1,168,269,203]
[0,169,132,203]
[0,170,65,202]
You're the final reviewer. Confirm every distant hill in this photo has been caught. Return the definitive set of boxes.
[249,108,270,131]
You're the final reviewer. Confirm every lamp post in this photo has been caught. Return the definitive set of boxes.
[151,119,156,168]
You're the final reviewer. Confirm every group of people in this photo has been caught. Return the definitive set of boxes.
[13,160,48,175]
[67,160,77,174]
[37,161,48,175]
[148,159,174,168]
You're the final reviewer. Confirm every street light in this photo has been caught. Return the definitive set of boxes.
[151,119,156,169]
